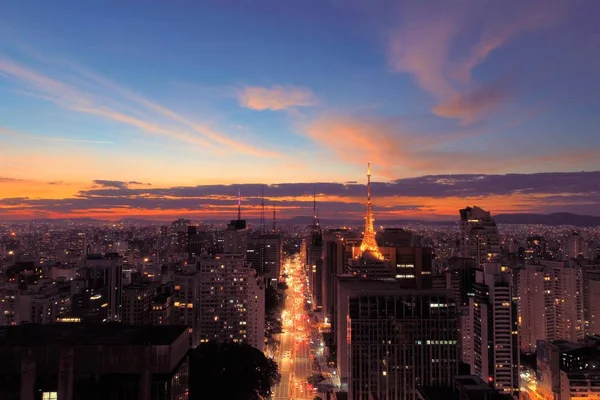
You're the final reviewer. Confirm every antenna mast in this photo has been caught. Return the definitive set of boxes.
[260,185,265,234]
[237,188,241,220]
[272,205,276,232]
[313,183,317,226]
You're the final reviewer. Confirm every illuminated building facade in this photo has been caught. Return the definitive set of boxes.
[198,254,265,350]
[347,290,458,399]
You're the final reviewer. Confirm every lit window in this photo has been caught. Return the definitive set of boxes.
[42,393,58,400]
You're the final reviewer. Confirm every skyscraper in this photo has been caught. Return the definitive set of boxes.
[459,206,501,265]
[335,277,458,399]
[472,263,519,396]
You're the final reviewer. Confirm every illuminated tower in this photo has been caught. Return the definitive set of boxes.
[360,162,382,259]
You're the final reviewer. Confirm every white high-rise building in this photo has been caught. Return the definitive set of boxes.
[198,254,265,350]
[518,264,550,353]
[247,270,266,351]
[551,262,585,341]
[459,206,501,265]
[473,263,519,397]
[518,261,585,353]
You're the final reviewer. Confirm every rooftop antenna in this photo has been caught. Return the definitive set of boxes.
[313,183,317,226]
[237,188,242,220]
[260,185,265,234]
[272,205,276,232]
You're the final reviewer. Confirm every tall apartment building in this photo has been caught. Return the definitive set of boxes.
[344,286,458,399]
[551,262,584,342]
[518,261,585,352]
[198,254,265,350]
[247,233,282,285]
[247,270,266,352]
[518,264,551,353]
[84,253,123,322]
[321,229,354,324]
[121,283,156,325]
[305,227,323,311]
[459,207,501,265]
[472,263,519,397]
[173,266,201,348]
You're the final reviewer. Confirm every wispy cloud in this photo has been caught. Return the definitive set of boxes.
[238,85,318,111]
[0,51,281,158]
[0,125,112,144]
[387,0,571,124]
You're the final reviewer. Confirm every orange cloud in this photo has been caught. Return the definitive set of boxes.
[238,85,318,111]
[433,81,513,124]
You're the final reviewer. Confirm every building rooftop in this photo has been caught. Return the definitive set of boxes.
[0,324,187,346]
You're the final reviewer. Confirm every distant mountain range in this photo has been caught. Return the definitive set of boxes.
[7,212,600,227]
[494,212,600,227]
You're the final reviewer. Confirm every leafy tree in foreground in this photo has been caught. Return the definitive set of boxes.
[189,342,281,400]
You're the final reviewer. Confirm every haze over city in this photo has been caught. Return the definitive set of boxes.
[1,0,599,221]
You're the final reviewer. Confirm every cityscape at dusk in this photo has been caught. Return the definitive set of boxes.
[1,1,600,400]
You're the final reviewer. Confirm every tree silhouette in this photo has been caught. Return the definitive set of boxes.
[189,342,281,400]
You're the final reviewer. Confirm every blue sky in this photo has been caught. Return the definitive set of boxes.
[0,0,599,219]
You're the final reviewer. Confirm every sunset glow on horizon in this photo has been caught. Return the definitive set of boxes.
[1,0,599,220]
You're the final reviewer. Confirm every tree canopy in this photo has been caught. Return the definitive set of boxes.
[189,342,281,400]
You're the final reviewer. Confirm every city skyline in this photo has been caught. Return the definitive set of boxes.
[1,0,599,220]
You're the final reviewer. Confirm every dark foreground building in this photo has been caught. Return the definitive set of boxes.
[0,324,189,400]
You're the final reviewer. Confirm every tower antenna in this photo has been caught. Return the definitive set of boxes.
[237,188,241,220]
[313,183,317,226]
[272,205,276,232]
[260,185,265,234]
[360,162,382,259]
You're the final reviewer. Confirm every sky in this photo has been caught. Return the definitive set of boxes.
[0,0,599,221]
